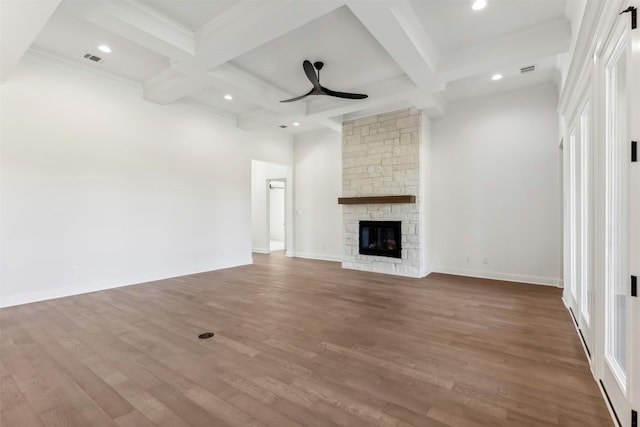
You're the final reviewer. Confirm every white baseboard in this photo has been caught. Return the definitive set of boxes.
[290,252,342,262]
[596,375,622,427]
[561,300,610,424]
[0,260,251,308]
[252,248,270,254]
[431,266,562,287]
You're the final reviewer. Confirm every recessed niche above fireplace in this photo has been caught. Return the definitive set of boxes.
[359,221,401,258]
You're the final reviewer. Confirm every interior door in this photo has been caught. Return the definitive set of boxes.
[600,2,637,424]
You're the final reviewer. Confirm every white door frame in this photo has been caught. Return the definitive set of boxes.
[595,1,638,424]
[626,0,640,418]
[578,93,594,355]
[267,178,286,252]
[561,2,638,425]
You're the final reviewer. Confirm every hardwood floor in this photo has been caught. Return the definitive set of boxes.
[1,253,612,426]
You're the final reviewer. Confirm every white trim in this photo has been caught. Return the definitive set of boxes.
[597,377,624,427]
[26,50,236,125]
[431,266,563,287]
[252,248,270,254]
[0,261,251,308]
[563,300,594,365]
[28,48,142,89]
[558,0,609,115]
[292,128,342,140]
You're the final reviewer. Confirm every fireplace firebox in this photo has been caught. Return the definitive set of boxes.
[359,221,401,258]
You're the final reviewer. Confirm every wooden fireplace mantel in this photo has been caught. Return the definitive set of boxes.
[337,195,416,205]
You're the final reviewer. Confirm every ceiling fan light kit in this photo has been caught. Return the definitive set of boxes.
[280,60,368,103]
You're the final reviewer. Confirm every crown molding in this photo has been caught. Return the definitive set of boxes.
[558,0,624,116]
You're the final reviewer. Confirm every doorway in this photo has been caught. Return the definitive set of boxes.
[251,160,290,255]
[268,179,286,252]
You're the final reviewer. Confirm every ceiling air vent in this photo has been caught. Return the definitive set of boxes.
[520,65,536,74]
[278,125,288,129]
[83,53,103,63]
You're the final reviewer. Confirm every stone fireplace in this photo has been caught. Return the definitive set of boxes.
[341,108,426,277]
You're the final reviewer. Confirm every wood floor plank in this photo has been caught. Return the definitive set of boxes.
[114,409,157,427]
[182,385,255,426]
[148,382,231,427]
[226,392,302,427]
[1,403,45,427]
[292,376,413,427]
[1,373,42,426]
[112,379,192,427]
[0,252,613,426]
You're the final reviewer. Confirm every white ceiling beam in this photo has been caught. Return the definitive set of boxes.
[236,108,281,130]
[309,117,343,133]
[234,74,422,132]
[143,67,212,104]
[340,90,445,122]
[232,69,434,131]
[341,102,412,122]
[306,75,417,118]
[204,63,346,132]
[143,1,344,104]
[438,18,571,83]
[237,109,342,133]
[194,1,344,71]
[409,91,446,118]
[206,64,306,117]
[0,0,61,81]
[66,0,195,61]
[347,0,443,92]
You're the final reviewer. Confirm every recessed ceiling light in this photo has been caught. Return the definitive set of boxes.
[491,73,503,81]
[224,94,233,100]
[97,44,111,53]
[472,0,487,11]
[293,122,300,127]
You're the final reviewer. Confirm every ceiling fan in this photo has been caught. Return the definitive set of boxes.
[280,60,368,103]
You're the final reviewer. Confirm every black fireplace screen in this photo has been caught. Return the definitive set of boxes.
[359,221,401,258]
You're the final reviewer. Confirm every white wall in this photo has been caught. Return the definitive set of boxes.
[251,160,288,253]
[0,52,293,307]
[293,130,342,261]
[431,84,562,285]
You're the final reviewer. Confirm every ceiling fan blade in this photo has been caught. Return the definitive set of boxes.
[280,88,314,103]
[303,60,320,88]
[322,87,368,100]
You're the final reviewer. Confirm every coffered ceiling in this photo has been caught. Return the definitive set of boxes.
[1,0,572,134]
